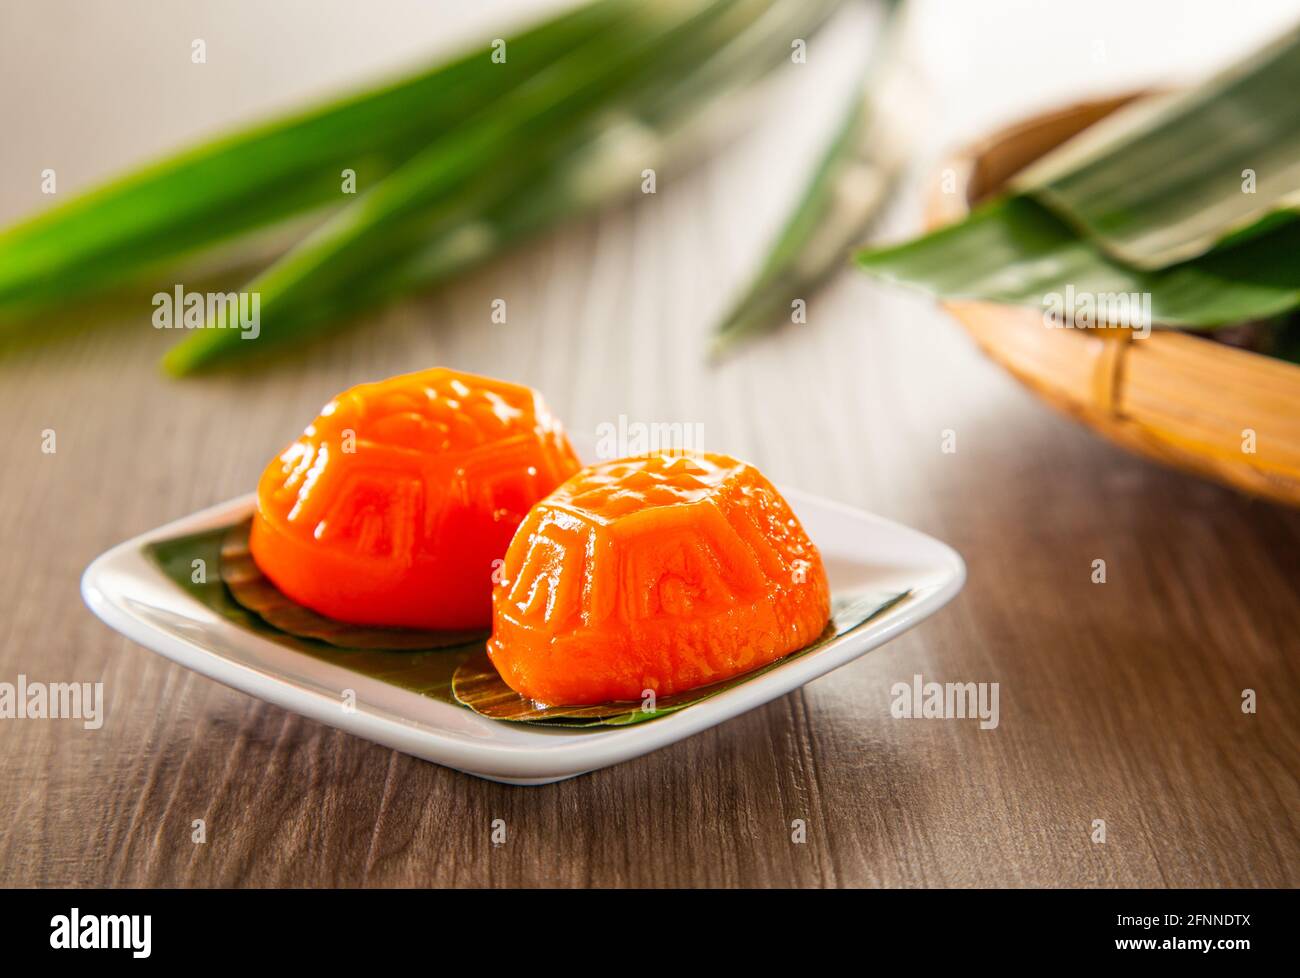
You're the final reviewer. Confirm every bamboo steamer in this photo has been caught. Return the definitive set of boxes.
[925,94,1300,507]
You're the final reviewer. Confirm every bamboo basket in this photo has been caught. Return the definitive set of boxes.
[925,94,1300,507]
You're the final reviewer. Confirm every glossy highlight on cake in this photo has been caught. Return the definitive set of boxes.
[249,368,580,630]
[487,452,831,705]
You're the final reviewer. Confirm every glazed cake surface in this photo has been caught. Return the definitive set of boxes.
[489,453,831,704]
[251,368,580,630]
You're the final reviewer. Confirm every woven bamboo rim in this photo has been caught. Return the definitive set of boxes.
[925,93,1300,507]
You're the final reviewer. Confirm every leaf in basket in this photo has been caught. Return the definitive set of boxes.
[1011,24,1300,268]
[856,196,1300,328]
[452,588,912,726]
[218,519,486,651]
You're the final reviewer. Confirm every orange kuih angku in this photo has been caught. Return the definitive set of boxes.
[250,368,580,630]
[487,452,831,705]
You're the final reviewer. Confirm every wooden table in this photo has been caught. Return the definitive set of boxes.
[1,0,1297,887]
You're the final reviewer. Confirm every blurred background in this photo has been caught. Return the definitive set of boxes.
[1,0,1298,887]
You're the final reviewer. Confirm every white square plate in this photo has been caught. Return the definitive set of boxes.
[82,490,964,785]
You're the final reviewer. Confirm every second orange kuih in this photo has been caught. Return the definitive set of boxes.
[487,452,832,705]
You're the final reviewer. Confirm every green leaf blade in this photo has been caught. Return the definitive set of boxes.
[856,196,1300,329]
[711,0,904,356]
[166,0,852,373]
[0,0,639,318]
[1011,22,1300,268]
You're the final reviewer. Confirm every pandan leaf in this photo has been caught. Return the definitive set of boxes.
[0,0,641,322]
[451,588,912,726]
[1012,23,1300,268]
[856,196,1300,329]
[711,0,904,356]
[219,519,485,651]
[166,0,848,373]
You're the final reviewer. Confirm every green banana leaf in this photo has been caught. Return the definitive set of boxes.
[0,0,640,321]
[856,195,1300,329]
[1011,22,1300,268]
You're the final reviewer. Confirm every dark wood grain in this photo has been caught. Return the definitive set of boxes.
[0,0,1297,889]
